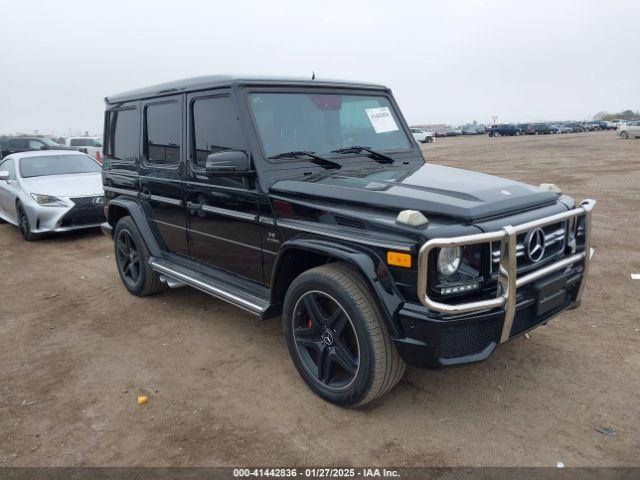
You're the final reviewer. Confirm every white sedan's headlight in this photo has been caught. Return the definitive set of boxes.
[437,246,462,278]
[30,194,66,207]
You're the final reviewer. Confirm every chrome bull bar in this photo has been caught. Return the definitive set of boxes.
[417,199,596,343]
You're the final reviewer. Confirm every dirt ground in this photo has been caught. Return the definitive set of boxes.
[1,131,638,467]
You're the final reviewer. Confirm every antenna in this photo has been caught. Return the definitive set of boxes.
[312,71,315,80]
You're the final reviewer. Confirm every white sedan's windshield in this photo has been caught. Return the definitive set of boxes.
[20,155,101,178]
[249,93,412,158]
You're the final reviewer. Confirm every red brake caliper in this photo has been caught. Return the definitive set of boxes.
[307,318,313,329]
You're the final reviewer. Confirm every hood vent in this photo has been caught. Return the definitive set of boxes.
[334,216,367,230]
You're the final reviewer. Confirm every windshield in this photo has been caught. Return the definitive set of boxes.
[40,138,61,147]
[19,155,101,178]
[249,93,412,159]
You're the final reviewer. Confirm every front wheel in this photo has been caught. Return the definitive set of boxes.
[620,131,629,139]
[16,202,39,241]
[283,263,405,407]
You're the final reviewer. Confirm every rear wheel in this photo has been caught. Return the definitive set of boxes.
[283,263,405,407]
[16,202,39,241]
[621,131,629,139]
[114,216,163,296]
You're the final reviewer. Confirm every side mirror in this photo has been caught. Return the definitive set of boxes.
[205,150,250,174]
[0,171,9,181]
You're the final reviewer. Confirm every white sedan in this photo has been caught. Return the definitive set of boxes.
[410,127,434,143]
[0,150,105,240]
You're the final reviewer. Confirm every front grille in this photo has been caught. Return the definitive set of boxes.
[59,196,105,227]
[439,318,500,359]
[491,221,567,275]
[334,216,367,230]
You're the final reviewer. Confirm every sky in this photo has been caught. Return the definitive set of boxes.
[1,0,639,136]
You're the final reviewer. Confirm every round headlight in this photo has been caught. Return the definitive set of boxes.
[437,246,462,278]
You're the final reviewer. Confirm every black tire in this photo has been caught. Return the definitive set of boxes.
[620,131,629,139]
[16,202,40,241]
[113,216,164,296]
[283,263,405,407]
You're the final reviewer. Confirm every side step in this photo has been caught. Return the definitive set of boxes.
[149,257,269,316]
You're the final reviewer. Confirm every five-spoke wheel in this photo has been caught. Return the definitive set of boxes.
[113,216,163,296]
[292,291,359,390]
[283,263,405,407]
[116,229,141,287]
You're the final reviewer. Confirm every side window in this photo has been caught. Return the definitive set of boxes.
[144,101,181,166]
[28,140,43,149]
[192,96,245,169]
[110,108,139,162]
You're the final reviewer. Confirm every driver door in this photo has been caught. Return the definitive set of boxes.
[185,90,263,283]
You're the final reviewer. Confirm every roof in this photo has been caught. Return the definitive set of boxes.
[105,75,388,104]
[3,150,87,161]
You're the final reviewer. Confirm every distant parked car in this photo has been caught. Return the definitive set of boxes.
[446,126,462,136]
[410,128,434,143]
[0,137,77,159]
[64,136,104,161]
[553,125,573,133]
[565,123,585,132]
[618,120,640,139]
[531,124,552,135]
[489,124,522,136]
[0,150,104,240]
[475,125,486,134]
[462,125,481,135]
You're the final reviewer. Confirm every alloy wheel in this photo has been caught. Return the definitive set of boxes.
[17,205,29,239]
[116,229,141,286]
[292,291,360,390]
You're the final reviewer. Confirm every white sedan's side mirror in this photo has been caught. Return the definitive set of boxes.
[0,171,9,181]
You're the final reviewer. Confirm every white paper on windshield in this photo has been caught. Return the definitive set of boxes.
[365,107,399,134]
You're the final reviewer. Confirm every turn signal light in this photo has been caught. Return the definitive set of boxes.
[387,251,412,268]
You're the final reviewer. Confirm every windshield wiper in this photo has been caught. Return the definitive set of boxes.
[330,146,394,164]
[268,151,341,169]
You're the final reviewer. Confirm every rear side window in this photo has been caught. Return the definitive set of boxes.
[144,101,181,166]
[110,108,139,162]
[192,96,245,169]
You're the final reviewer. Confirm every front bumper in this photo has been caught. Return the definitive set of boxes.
[25,195,105,233]
[393,199,596,368]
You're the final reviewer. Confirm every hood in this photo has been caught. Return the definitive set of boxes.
[22,172,103,197]
[270,163,559,222]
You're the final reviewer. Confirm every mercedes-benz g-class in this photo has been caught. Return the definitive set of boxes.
[101,76,595,407]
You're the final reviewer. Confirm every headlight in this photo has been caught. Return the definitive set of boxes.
[30,194,66,207]
[437,246,462,278]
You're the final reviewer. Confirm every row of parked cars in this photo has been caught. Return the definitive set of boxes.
[0,136,103,161]
[415,119,631,140]
[488,120,619,137]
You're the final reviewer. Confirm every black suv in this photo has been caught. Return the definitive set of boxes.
[488,124,523,136]
[101,76,596,406]
[0,136,76,159]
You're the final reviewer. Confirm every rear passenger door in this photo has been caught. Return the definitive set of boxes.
[138,95,189,256]
[185,90,263,283]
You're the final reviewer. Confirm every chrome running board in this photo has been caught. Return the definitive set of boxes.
[149,257,268,316]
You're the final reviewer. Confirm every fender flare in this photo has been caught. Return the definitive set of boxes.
[271,237,405,338]
[106,198,163,257]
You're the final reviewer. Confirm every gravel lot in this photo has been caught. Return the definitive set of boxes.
[1,131,638,467]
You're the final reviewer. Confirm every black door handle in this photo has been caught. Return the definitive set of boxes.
[187,201,203,210]
[139,192,151,200]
